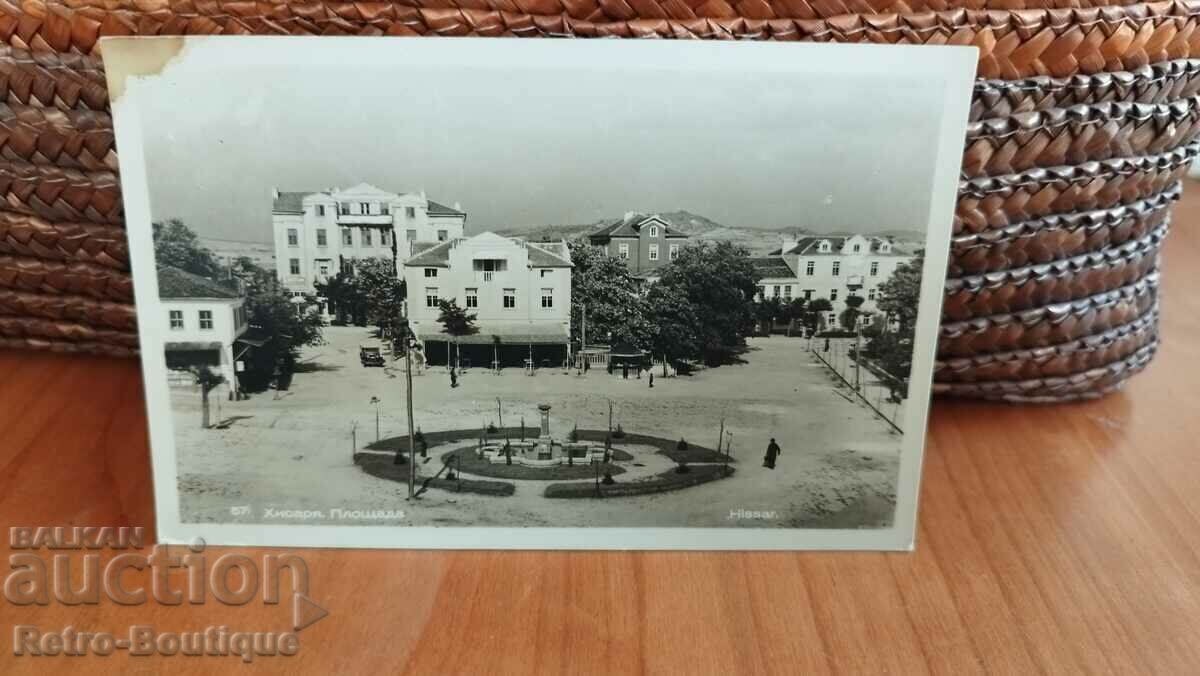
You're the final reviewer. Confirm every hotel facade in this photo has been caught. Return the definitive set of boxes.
[753,234,915,329]
[402,232,573,368]
[271,183,466,295]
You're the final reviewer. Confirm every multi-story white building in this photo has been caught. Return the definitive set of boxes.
[753,234,915,329]
[271,183,466,295]
[158,265,251,396]
[403,232,573,368]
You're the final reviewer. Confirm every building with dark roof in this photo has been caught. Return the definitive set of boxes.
[403,232,573,368]
[587,213,687,277]
[271,183,466,296]
[157,265,250,396]
[753,233,916,331]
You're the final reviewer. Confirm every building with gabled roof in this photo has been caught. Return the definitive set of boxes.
[403,232,573,368]
[754,233,916,331]
[587,213,688,277]
[271,183,466,297]
[157,265,252,396]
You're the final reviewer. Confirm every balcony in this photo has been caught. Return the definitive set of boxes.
[336,212,391,225]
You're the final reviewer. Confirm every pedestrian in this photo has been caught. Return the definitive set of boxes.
[763,438,781,469]
[636,364,642,379]
[450,365,458,389]
[584,358,590,373]
[649,372,654,388]
[622,362,628,380]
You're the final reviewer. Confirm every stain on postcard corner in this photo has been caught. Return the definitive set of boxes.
[101,37,187,102]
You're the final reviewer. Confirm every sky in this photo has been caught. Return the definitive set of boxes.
[137,57,948,244]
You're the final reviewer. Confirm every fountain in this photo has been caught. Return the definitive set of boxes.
[479,403,606,466]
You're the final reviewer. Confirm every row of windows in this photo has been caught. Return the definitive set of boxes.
[811,241,892,254]
[759,285,879,302]
[616,242,680,261]
[425,288,555,309]
[168,309,222,331]
[312,203,419,218]
[288,227,449,249]
[803,260,881,277]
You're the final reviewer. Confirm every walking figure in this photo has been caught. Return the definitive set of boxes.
[649,372,654,388]
[763,438,781,470]
[450,365,459,388]
[622,363,629,380]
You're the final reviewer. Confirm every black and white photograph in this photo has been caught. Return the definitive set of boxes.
[106,37,974,549]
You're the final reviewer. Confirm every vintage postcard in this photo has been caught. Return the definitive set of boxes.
[104,36,975,549]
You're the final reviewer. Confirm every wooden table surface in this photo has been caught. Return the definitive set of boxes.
[3,191,1200,675]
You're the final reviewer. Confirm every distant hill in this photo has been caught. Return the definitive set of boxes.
[496,211,816,255]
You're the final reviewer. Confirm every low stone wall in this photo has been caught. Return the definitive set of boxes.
[544,465,734,499]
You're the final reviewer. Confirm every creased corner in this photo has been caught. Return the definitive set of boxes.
[100,37,188,103]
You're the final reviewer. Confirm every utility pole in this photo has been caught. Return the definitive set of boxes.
[405,329,417,500]
[581,301,587,356]
[854,316,863,392]
[716,415,725,457]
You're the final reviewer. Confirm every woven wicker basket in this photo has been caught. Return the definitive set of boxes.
[0,0,1196,402]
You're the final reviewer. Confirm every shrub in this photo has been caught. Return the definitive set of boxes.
[675,463,691,474]
[413,428,426,445]
[612,424,625,439]
[486,423,498,434]
[676,438,689,451]
[568,425,579,442]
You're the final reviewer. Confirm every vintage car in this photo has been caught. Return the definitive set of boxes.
[359,345,385,367]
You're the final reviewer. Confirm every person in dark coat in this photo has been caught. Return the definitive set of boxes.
[622,362,629,380]
[450,365,458,388]
[763,438,781,469]
[649,372,654,388]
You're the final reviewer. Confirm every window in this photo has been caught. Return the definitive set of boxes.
[473,259,508,281]
[381,230,391,246]
[868,288,876,301]
[406,230,417,241]
[819,241,831,252]
[381,204,389,215]
[342,228,353,246]
[287,228,298,246]
[199,310,213,330]
[540,269,552,278]
[805,261,815,276]
[360,202,370,215]
[669,244,680,260]
[424,268,438,278]
[339,203,350,215]
[618,243,630,259]
[169,310,183,330]
[318,260,331,277]
[784,286,793,300]
[757,286,766,299]
[289,258,300,275]
[828,312,838,325]
[852,243,861,252]
[648,225,658,238]
[649,244,659,261]
[465,288,478,308]
[503,288,516,309]
[316,229,327,247]
[880,242,892,253]
[870,261,879,276]
[425,287,439,308]
[772,285,781,298]
[406,207,415,219]
[361,228,372,246]
[832,261,841,276]
[541,288,553,309]
[830,289,838,301]
[803,289,814,300]
[316,205,325,216]
[437,230,448,242]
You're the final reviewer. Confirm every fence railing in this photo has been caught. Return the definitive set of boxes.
[810,342,904,434]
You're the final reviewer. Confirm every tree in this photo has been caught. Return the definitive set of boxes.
[436,299,479,369]
[839,294,866,332]
[153,218,221,278]
[645,283,700,376]
[782,297,807,336]
[804,297,834,334]
[567,241,653,349]
[354,258,406,336]
[875,255,923,334]
[753,295,785,335]
[191,366,225,429]
[314,271,367,325]
[654,242,758,365]
[234,258,325,392]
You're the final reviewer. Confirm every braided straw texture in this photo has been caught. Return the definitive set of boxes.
[0,334,135,355]
[950,181,1177,274]
[972,58,1200,119]
[0,254,132,299]
[935,306,1157,381]
[5,1,1200,79]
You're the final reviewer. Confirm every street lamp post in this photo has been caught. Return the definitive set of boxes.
[369,396,381,442]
